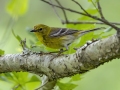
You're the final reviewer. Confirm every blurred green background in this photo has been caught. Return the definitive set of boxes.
[0,0,120,90]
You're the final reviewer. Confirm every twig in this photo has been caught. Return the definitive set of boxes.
[91,0,99,12]
[49,0,63,22]
[55,0,68,23]
[41,0,120,31]
[72,0,89,15]
[97,0,105,20]
[20,39,27,50]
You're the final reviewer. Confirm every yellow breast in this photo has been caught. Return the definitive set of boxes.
[42,37,64,49]
[35,33,63,49]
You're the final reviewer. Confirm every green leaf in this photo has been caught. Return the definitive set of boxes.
[28,75,40,82]
[0,49,5,55]
[0,72,40,90]
[57,82,77,90]
[86,9,98,15]
[6,0,28,19]
[0,74,10,82]
[4,73,15,82]
[70,74,81,82]
[0,73,15,83]
[12,30,22,42]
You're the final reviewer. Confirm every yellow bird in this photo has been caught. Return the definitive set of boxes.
[31,24,104,51]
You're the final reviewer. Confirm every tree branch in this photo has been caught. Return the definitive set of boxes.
[0,34,120,89]
[0,34,120,79]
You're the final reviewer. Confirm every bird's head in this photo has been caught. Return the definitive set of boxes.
[30,24,50,36]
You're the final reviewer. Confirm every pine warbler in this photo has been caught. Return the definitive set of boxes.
[30,24,104,51]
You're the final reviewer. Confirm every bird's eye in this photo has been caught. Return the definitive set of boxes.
[38,28,42,32]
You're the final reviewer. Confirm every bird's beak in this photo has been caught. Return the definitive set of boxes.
[30,30,37,32]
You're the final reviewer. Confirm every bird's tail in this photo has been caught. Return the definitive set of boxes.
[78,27,105,37]
[81,27,105,33]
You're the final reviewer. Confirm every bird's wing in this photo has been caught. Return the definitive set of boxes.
[49,28,79,37]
